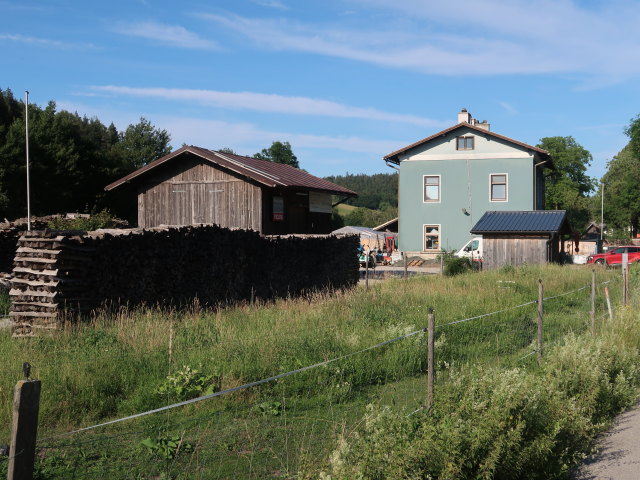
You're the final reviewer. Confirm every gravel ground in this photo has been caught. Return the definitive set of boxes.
[573,401,640,480]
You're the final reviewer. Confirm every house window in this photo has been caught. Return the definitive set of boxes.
[456,136,474,150]
[423,175,441,202]
[424,225,440,251]
[490,174,508,201]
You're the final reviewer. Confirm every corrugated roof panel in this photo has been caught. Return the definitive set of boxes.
[471,211,569,234]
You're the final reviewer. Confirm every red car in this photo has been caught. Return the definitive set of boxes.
[587,246,640,265]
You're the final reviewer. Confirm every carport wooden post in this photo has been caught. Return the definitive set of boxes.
[590,269,596,336]
[427,308,435,410]
[537,279,544,364]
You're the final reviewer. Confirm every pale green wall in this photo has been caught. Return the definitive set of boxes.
[398,127,540,252]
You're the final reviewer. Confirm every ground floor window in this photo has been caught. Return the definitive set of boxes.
[423,224,440,251]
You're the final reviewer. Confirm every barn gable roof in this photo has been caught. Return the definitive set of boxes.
[105,146,357,197]
[383,122,553,167]
[471,210,572,235]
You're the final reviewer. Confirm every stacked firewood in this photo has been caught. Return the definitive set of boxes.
[9,226,359,335]
[9,231,95,335]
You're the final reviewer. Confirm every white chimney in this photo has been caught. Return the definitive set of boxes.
[458,108,472,124]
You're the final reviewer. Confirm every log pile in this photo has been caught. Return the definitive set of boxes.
[9,231,94,335]
[9,225,359,335]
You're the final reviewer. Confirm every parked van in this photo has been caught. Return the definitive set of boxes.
[455,237,483,261]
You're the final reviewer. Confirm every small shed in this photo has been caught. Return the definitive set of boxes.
[105,146,357,235]
[471,210,572,270]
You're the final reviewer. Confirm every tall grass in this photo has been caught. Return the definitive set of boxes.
[0,264,627,478]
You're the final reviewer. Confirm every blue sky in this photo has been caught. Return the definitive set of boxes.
[2,0,639,182]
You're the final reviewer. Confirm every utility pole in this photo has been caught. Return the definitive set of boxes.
[600,182,604,244]
[25,91,31,231]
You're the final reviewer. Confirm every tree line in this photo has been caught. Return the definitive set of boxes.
[0,88,171,221]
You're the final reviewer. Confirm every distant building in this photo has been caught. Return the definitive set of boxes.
[384,109,554,254]
[106,146,357,234]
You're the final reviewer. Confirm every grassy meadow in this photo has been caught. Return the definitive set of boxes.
[0,264,631,478]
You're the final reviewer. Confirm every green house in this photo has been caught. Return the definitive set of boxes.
[384,109,554,254]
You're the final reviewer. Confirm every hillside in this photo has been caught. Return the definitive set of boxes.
[325,172,398,209]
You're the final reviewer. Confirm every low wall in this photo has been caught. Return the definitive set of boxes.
[9,225,360,335]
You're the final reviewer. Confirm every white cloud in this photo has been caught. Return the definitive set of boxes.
[112,21,219,50]
[251,0,289,10]
[499,102,517,115]
[198,2,640,81]
[158,116,399,155]
[0,33,94,49]
[87,85,445,127]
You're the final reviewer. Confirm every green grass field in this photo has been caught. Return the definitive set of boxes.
[0,265,630,478]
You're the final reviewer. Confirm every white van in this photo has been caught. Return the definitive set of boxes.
[455,237,483,261]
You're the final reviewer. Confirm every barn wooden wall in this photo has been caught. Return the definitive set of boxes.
[483,235,550,270]
[138,157,262,231]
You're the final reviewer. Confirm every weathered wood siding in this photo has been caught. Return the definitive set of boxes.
[483,235,550,270]
[137,156,262,231]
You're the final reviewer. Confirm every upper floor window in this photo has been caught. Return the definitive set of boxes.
[423,175,440,202]
[456,136,474,150]
[490,174,508,201]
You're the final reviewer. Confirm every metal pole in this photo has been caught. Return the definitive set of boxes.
[427,308,435,410]
[537,279,544,365]
[25,91,31,231]
[600,182,604,244]
[365,249,369,290]
[590,269,596,336]
[404,252,408,279]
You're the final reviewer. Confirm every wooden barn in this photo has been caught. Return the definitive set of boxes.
[105,146,357,235]
[471,210,572,270]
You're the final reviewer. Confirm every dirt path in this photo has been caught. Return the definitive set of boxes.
[572,401,640,479]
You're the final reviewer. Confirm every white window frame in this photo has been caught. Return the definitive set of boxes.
[423,174,441,203]
[423,224,441,251]
[490,173,508,202]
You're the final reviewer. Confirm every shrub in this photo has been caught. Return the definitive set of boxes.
[47,210,123,231]
[441,252,477,277]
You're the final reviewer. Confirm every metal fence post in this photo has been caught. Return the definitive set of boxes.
[427,308,435,410]
[404,252,408,279]
[8,375,41,480]
[591,269,596,336]
[537,279,544,365]
[365,249,370,290]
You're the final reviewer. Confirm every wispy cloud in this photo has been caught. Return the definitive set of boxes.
[198,1,640,82]
[0,33,94,50]
[159,116,399,155]
[499,101,517,114]
[87,85,445,127]
[112,21,219,50]
[251,0,289,10]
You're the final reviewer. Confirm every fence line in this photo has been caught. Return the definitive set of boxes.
[36,280,607,443]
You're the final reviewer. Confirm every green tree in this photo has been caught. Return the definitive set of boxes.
[218,147,236,155]
[253,141,299,168]
[537,136,595,228]
[324,173,398,209]
[601,145,640,237]
[115,117,172,170]
[625,114,640,158]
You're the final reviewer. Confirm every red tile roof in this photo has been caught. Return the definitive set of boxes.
[105,146,357,197]
[383,123,553,167]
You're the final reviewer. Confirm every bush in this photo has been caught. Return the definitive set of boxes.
[47,210,123,231]
[321,318,640,480]
[442,252,477,277]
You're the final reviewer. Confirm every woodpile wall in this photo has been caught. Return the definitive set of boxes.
[9,225,359,335]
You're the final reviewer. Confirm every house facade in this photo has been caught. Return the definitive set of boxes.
[384,110,554,254]
[105,146,357,235]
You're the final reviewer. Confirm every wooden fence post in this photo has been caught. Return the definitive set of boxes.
[623,252,629,306]
[365,249,370,290]
[605,286,613,321]
[537,279,544,365]
[404,252,408,279]
[427,308,435,410]
[8,378,41,480]
[590,269,596,336]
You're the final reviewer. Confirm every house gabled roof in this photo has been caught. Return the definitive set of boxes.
[105,146,357,197]
[471,210,571,235]
[383,122,553,167]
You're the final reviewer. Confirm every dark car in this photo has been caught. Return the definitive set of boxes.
[587,246,640,265]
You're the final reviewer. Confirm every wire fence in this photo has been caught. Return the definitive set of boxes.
[0,267,634,479]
